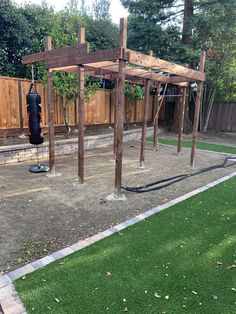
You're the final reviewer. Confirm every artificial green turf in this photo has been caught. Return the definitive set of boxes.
[147,137,236,155]
[15,177,236,314]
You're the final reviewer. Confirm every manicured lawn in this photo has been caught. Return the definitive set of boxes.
[147,137,236,155]
[15,177,236,313]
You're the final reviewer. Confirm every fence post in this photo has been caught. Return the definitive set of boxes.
[18,80,24,135]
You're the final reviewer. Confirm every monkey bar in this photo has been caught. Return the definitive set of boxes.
[22,18,206,195]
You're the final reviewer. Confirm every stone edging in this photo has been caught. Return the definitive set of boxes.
[0,171,236,314]
[0,127,154,165]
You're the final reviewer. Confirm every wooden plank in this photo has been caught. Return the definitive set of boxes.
[78,28,86,184]
[115,18,127,195]
[169,76,193,83]
[128,50,205,81]
[113,79,118,156]
[140,50,153,166]
[45,36,56,175]
[190,52,206,166]
[85,61,171,83]
[22,52,45,64]
[177,86,187,154]
[46,47,123,69]
[153,82,161,151]
[17,80,24,134]
[22,43,89,64]
[140,79,151,166]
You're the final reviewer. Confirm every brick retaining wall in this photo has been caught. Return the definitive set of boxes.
[0,127,154,165]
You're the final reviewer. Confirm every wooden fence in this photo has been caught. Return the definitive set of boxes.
[208,102,236,132]
[0,76,165,136]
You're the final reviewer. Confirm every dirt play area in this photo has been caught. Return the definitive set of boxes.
[0,140,236,274]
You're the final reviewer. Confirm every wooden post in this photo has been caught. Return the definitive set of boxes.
[190,51,206,166]
[114,18,127,195]
[78,28,85,183]
[177,86,187,154]
[140,50,152,166]
[17,80,24,135]
[153,82,161,151]
[74,97,78,130]
[45,36,55,175]
[113,78,118,157]
[140,78,151,167]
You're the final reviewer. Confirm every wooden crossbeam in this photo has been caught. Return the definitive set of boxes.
[22,43,89,64]
[127,50,205,82]
[84,62,171,83]
[46,47,124,69]
[169,76,193,83]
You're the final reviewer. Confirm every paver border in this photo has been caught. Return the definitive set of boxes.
[0,171,236,314]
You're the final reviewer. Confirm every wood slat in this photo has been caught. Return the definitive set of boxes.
[22,43,89,64]
[127,50,205,82]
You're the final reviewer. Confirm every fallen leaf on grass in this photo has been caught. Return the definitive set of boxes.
[59,258,69,265]
[123,307,129,312]
[227,264,236,270]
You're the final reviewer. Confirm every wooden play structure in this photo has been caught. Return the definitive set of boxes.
[22,18,206,195]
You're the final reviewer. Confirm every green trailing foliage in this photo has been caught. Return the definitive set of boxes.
[124,83,144,104]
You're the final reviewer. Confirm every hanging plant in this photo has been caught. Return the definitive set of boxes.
[84,77,100,104]
[124,83,144,129]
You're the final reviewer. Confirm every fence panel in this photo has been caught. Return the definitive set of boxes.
[0,76,157,136]
[208,102,236,132]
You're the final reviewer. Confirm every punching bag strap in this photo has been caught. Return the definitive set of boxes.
[28,65,37,95]
[28,82,34,95]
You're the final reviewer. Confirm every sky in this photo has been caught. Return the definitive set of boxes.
[14,0,129,24]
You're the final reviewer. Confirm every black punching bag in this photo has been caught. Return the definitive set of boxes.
[27,85,44,145]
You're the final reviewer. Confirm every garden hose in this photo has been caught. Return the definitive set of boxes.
[121,156,236,193]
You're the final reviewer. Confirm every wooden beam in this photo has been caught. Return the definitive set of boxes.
[78,28,86,184]
[153,82,162,151]
[140,78,151,166]
[17,80,24,135]
[115,18,127,195]
[46,47,124,69]
[127,50,205,82]
[22,43,89,64]
[169,76,193,83]
[177,86,187,154]
[140,50,153,166]
[113,78,118,157]
[190,51,206,166]
[45,36,56,175]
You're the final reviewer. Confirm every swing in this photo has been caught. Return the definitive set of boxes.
[27,66,49,173]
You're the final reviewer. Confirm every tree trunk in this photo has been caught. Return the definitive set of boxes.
[182,0,194,45]
[183,88,192,133]
[202,88,216,133]
[62,94,71,134]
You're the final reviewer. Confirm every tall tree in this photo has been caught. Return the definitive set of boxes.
[0,0,32,77]
[92,0,111,20]
[182,0,193,45]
